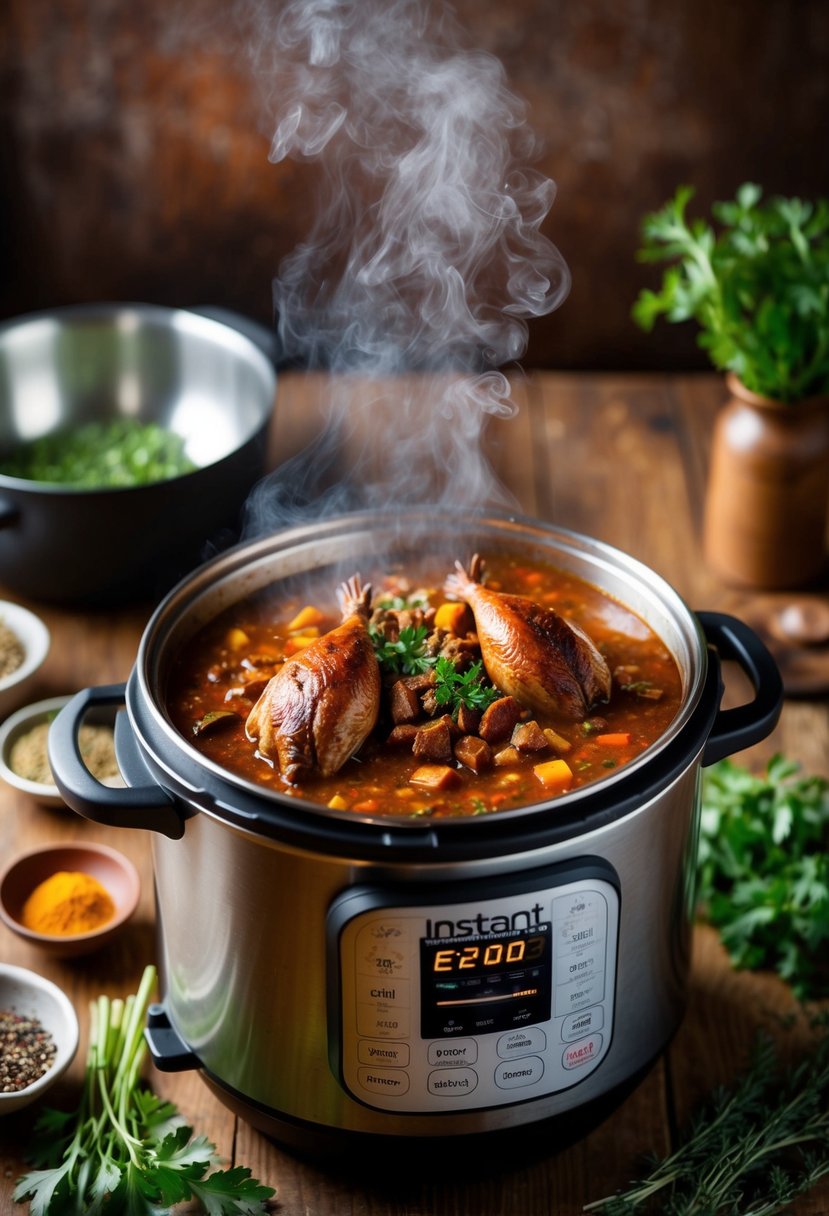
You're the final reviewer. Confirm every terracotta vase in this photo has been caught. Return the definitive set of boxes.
[702,372,829,589]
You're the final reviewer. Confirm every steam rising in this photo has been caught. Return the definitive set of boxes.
[242,0,569,535]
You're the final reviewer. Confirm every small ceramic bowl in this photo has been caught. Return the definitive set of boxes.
[0,962,79,1112]
[0,842,140,959]
[0,602,50,722]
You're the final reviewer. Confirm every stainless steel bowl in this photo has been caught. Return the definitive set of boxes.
[0,303,277,606]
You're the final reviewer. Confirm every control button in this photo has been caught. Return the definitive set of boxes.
[562,1033,603,1070]
[427,1038,478,1066]
[356,975,411,1009]
[358,1040,410,1067]
[497,1027,547,1059]
[427,1068,478,1096]
[562,1006,603,1042]
[355,920,410,979]
[494,1056,545,1089]
[356,1003,410,1039]
[358,1066,410,1096]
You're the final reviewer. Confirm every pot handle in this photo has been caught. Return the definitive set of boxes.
[697,611,783,766]
[49,684,185,840]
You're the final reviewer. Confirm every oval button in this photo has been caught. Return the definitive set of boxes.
[562,1007,603,1042]
[496,1027,547,1059]
[428,1038,478,1066]
[358,1066,410,1096]
[494,1056,545,1089]
[427,1068,478,1096]
[562,1033,603,1070]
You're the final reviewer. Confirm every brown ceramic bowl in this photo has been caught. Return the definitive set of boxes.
[0,842,140,958]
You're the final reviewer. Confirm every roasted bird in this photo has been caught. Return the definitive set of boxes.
[246,575,381,781]
[444,555,611,719]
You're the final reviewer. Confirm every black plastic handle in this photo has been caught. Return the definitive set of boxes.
[698,611,783,766]
[49,684,185,839]
[145,1004,202,1073]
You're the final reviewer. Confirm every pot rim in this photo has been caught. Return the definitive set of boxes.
[126,507,713,845]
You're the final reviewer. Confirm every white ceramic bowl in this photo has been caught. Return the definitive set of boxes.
[0,695,70,808]
[0,602,50,722]
[0,962,79,1112]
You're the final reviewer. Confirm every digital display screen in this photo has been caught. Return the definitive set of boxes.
[419,924,552,1038]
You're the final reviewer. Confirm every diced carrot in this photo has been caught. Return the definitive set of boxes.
[434,601,470,634]
[395,787,415,800]
[286,605,325,631]
[533,758,574,792]
[353,798,380,814]
[410,764,461,791]
[284,636,316,655]
[595,733,631,746]
[225,627,251,650]
[289,626,321,639]
[327,794,347,810]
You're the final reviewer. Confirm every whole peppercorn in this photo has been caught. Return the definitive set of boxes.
[0,1009,57,1091]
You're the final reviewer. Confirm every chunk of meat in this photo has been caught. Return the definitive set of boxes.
[389,680,422,725]
[444,555,611,719]
[454,735,493,773]
[479,696,522,744]
[246,575,380,781]
[412,718,454,764]
[511,720,550,753]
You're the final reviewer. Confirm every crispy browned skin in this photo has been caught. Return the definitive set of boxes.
[246,574,381,781]
[444,555,611,719]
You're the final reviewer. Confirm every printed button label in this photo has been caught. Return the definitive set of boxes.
[562,1007,603,1042]
[427,1038,478,1066]
[562,1034,603,1070]
[496,1027,547,1059]
[358,1066,410,1096]
[427,1068,479,1096]
[356,920,410,979]
[356,975,411,1009]
[356,1003,410,1039]
[494,1056,545,1089]
[358,1040,410,1067]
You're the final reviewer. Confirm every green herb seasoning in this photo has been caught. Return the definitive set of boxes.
[0,419,197,488]
[0,1009,57,1092]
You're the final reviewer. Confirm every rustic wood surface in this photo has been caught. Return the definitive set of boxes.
[1,371,827,1215]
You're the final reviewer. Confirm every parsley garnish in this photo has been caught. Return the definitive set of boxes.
[14,966,275,1216]
[370,624,434,675]
[698,754,829,1000]
[433,657,500,717]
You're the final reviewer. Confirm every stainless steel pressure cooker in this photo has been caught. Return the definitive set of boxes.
[50,510,782,1155]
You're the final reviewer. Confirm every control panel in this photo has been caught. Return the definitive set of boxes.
[328,862,619,1113]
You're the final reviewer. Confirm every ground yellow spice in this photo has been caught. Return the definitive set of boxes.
[21,870,116,936]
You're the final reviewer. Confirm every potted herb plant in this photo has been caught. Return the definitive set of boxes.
[633,183,829,589]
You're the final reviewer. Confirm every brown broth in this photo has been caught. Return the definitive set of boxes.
[166,554,683,818]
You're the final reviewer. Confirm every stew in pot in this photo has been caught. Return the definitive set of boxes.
[167,552,683,818]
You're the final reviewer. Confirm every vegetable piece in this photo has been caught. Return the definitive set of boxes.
[533,758,574,792]
[493,745,520,767]
[433,601,470,634]
[543,727,572,753]
[595,732,631,747]
[698,754,829,999]
[327,794,347,810]
[225,627,250,651]
[192,709,240,736]
[410,764,461,791]
[286,605,325,631]
[585,1020,829,1215]
[13,965,275,1216]
[0,419,197,488]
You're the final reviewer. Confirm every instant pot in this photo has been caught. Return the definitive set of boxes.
[50,510,782,1154]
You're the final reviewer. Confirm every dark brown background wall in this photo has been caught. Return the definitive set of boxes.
[1,0,827,370]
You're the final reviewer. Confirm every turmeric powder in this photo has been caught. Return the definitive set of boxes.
[21,870,115,936]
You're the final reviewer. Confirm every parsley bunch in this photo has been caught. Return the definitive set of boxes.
[434,657,501,717]
[633,183,829,402]
[14,966,275,1216]
[698,754,829,1000]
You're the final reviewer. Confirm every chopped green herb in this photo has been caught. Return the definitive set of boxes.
[602,758,617,769]
[14,966,275,1216]
[0,420,197,488]
[698,754,829,1000]
[369,624,434,675]
[433,657,501,717]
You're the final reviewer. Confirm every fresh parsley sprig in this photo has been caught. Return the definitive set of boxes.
[633,183,829,402]
[369,624,435,675]
[14,965,275,1216]
[698,754,829,1000]
[585,1020,829,1214]
[433,657,501,717]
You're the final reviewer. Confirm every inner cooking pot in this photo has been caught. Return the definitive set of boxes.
[49,510,782,1153]
[0,303,277,605]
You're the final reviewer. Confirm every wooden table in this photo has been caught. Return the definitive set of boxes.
[1,371,827,1214]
